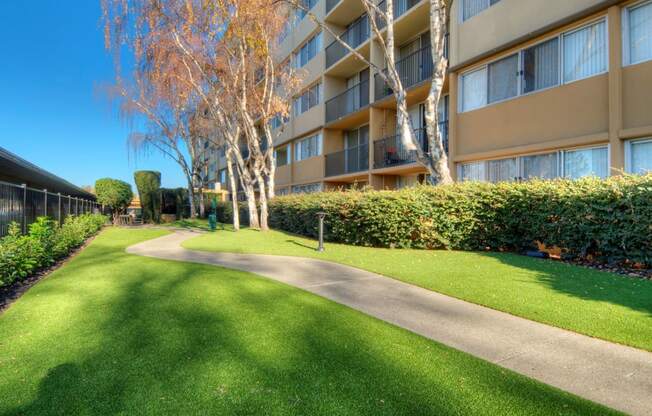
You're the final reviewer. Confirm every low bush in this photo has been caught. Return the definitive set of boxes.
[268,175,652,267]
[0,214,107,287]
[214,201,251,225]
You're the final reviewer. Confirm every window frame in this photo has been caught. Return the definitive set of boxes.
[622,0,652,66]
[458,17,609,113]
[457,144,610,182]
[625,137,652,174]
[294,132,323,162]
[459,0,501,23]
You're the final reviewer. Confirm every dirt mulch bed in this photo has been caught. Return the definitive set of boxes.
[0,233,100,314]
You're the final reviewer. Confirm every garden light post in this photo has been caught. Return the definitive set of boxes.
[316,212,326,252]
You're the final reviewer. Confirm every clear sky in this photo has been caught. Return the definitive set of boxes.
[0,1,186,190]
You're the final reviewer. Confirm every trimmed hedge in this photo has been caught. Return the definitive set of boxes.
[267,175,652,266]
[134,171,161,223]
[214,201,251,225]
[0,214,107,287]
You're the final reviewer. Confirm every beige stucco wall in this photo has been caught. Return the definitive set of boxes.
[275,164,292,186]
[622,60,652,132]
[294,103,325,138]
[456,74,609,157]
[292,156,325,183]
[449,0,611,67]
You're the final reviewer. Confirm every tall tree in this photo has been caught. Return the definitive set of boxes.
[284,0,453,184]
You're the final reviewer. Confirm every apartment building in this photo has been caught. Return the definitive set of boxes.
[207,0,652,195]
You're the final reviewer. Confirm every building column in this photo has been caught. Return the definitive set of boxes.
[447,72,459,181]
[608,5,625,174]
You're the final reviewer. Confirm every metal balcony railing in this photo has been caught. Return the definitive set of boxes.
[325,14,370,68]
[326,0,340,14]
[373,128,427,169]
[374,46,433,100]
[325,143,369,177]
[325,79,370,122]
[376,0,421,28]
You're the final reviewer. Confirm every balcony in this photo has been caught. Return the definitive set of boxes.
[325,14,370,68]
[326,0,340,14]
[325,79,370,123]
[374,46,433,101]
[325,144,369,177]
[374,128,427,169]
[376,0,421,28]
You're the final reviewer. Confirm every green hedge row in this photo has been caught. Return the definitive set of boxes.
[267,175,652,266]
[214,201,251,225]
[0,214,107,287]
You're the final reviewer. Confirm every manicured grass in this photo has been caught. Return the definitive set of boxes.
[162,218,213,231]
[184,224,652,352]
[0,228,618,415]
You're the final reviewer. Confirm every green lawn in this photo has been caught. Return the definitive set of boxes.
[0,228,618,415]
[183,224,652,352]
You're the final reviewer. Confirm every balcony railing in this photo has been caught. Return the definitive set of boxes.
[326,79,370,123]
[326,0,340,14]
[376,0,421,28]
[325,143,369,177]
[374,128,427,169]
[326,14,370,68]
[374,46,433,100]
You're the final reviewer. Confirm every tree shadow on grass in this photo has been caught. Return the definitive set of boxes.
[285,239,317,251]
[2,249,618,415]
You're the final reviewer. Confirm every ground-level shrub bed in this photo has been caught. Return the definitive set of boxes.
[0,214,106,288]
[266,175,652,267]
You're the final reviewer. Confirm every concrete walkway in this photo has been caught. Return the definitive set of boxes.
[127,231,652,416]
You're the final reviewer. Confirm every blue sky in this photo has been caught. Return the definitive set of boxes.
[0,1,186,190]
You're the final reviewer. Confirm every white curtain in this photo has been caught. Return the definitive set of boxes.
[522,153,559,180]
[523,38,559,93]
[488,54,518,103]
[460,162,486,181]
[463,0,488,21]
[462,68,487,111]
[631,140,652,174]
[488,158,518,182]
[563,21,607,83]
[564,147,608,179]
[630,2,652,64]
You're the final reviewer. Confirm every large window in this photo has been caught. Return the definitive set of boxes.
[274,145,290,167]
[462,0,501,22]
[459,146,609,182]
[627,138,652,174]
[624,1,652,65]
[291,182,323,194]
[293,83,322,116]
[294,133,322,161]
[460,19,607,112]
[292,32,322,68]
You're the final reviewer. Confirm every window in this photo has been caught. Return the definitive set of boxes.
[293,83,322,116]
[563,146,608,179]
[522,38,559,94]
[291,182,323,194]
[296,0,318,20]
[276,187,290,196]
[459,146,608,182]
[461,68,487,111]
[521,152,559,180]
[462,0,500,22]
[624,1,652,65]
[218,169,227,185]
[563,20,607,83]
[274,146,290,167]
[488,54,518,103]
[294,133,322,161]
[459,161,486,181]
[487,157,518,182]
[292,32,322,68]
[627,139,652,174]
[270,114,288,130]
[459,19,607,112]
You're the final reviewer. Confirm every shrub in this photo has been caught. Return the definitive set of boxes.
[215,201,251,225]
[268,175,652,266]
[134,171,161,223]
[0,214,107,288]
[95,178,133,223]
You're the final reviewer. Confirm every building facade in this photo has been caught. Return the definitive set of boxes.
[207,0,652,195]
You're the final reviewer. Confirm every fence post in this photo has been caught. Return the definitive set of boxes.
[22,183,27,234]
[75,197,78,215]
[44,189,48,217]
[68,196,71,218]
[58,193,62,225]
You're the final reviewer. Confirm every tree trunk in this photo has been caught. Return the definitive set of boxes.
[226,152,240,231]
[199,188,206,218]
[187,180,197,219]
[254,167,269,231]
[244,183,260,229]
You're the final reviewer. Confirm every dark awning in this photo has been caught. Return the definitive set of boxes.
[0,146,96,200]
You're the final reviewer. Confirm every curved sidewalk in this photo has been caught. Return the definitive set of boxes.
[127,231,652,416]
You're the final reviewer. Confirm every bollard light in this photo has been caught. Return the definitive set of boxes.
[316,211,326,252]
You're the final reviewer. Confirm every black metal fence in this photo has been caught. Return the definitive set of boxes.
[376,0,421,28]
[0,181,100,237]
[326,79,370,123]
[375,46,433,101]
[325,14,370,68]
[374,128,428,169]
[325,143,369,177]
[326,0,340,14]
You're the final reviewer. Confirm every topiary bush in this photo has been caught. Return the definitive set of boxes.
[268,175,652,267]
[215,201,251,226]
[95,178,133,224]
[134,171,161,223]
[0,214,107,287]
